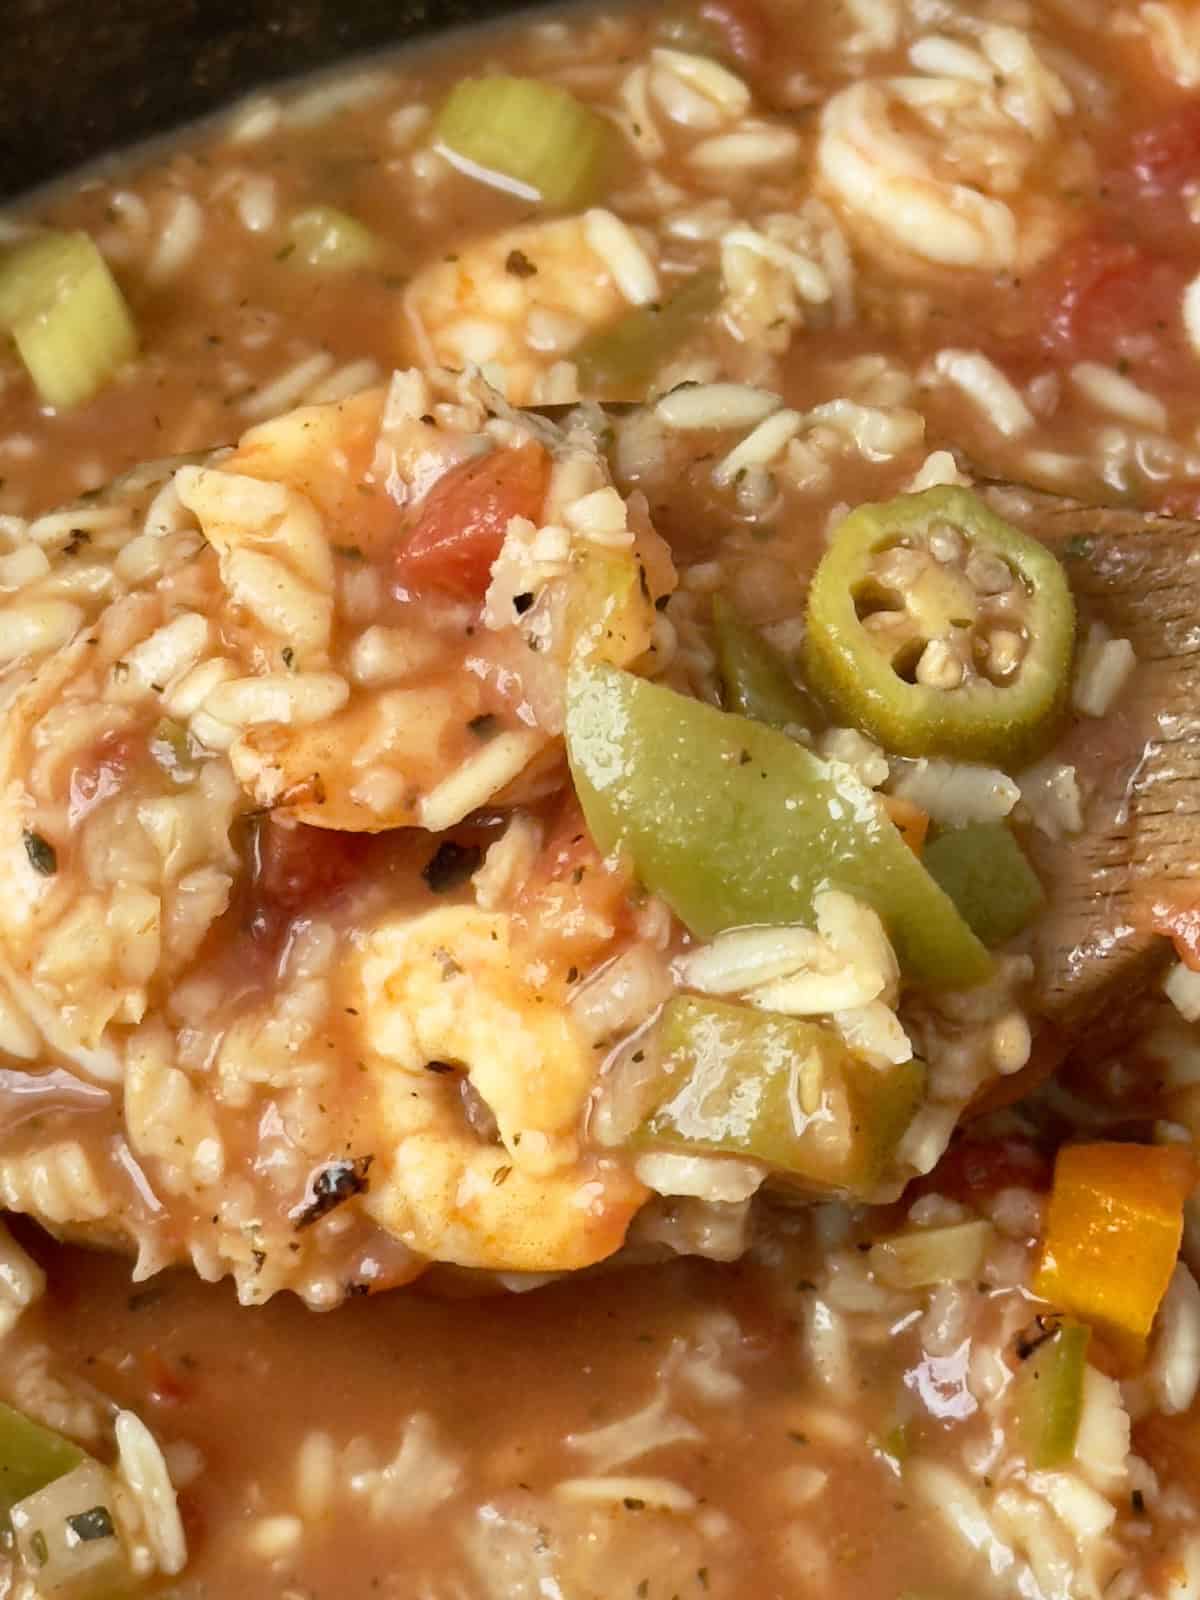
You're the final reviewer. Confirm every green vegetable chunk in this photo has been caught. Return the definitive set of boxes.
[803,487,1075,765]
[0,231,137,410]
[0,1401,84,1516]
[1017,1319,1091,1470]
[573,269,720,400]
[923,822,1045,947]
[286,206,377,270]
[869,1219,994,1289]
[712,594,814,732]
[636,996,925,1195]
[434,76,617,208]
[565,663,992,987]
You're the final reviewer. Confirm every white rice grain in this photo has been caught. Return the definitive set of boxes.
[247,1516,304,1558]
[307,358,383,404]
[566,1389,700,1473]
[890,758,1019,824]
[1165,960,1200,1024]
[1150,1263,1200,1416]
[0,1220,45,1340]
[1017,757,1083,839]
[204,672,349,729]
[417,729,544,833]
[635,1152,765,1202]
[283,71,389,128]
[226,95,282,143]
[650,48,752,115]
[472,813,542,910]
[1072,621,1136,716]
[146,193,204,285]
[655,383,781,431]
[713,409,804,486]
[930,349,1035,438]
[721,225,831,303]
[240,352,336,421]
[570,945,674,1044]
[584,209,659,305]
[1071,361,1168,432]
[805,399,925,463]
[690,123,801,170]
[554,1476,696,1512]
[0,600,84,663]
[115,1411,187,1576]
[676,925,828,994]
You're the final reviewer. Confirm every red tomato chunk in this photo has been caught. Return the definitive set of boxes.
[395,441,551,599]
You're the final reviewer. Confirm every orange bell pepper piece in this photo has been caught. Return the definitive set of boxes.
[1033,1142,1196,1372]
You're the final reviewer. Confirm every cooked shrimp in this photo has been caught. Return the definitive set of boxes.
[403,213,660,406]
[817,29,1072,272]
[0,521,238,1072]
[358,905,647,1271]
[0,380,665,1302]
[175,372,672,832]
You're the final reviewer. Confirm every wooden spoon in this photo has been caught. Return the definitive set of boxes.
[971,484,1200,1107]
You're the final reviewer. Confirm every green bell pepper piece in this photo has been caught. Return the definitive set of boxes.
[1016,1318,1091,1470]
[712,595,815,733]
[0,1402,84,1517]
[803,487,1075,765]
[922,822,1045,948]
[573,269,720,401]
[636,996,925,1194]
[565,663,993,987]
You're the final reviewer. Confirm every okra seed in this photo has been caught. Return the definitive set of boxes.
[915,637,964,690]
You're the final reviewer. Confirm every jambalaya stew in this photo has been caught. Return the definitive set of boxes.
[3,0,1200,1595]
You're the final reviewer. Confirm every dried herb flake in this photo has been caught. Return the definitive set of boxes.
[422,840,482,893]
[505,249,537,279]
[23,831,57,876]
[291,1155,374,1230]
[66,1507,115,1543]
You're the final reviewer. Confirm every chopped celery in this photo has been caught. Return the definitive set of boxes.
[0,1401,84,1516]
[922,822,1044,947]
[565,663,994,988]
[712,594,814,733]
[0,231,137,410]
[10,1459,129,1596]
[434,76,617,208]
[286,206,377,270]
[1016,1319,1091,1469]
[634,996,925,1196]
[869,1219,993,1289]
[573,269,721,400]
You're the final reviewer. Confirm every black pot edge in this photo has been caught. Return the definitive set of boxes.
[1,0,547,201]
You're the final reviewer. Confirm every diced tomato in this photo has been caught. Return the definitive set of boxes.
[251,817,372,914]
[1036,232,1188,372]
[395,441,550,600]
[142,1347,192,1407]
[917,1136,1053,1208]
[68,730,146,826]
[1129,105,1200,205]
